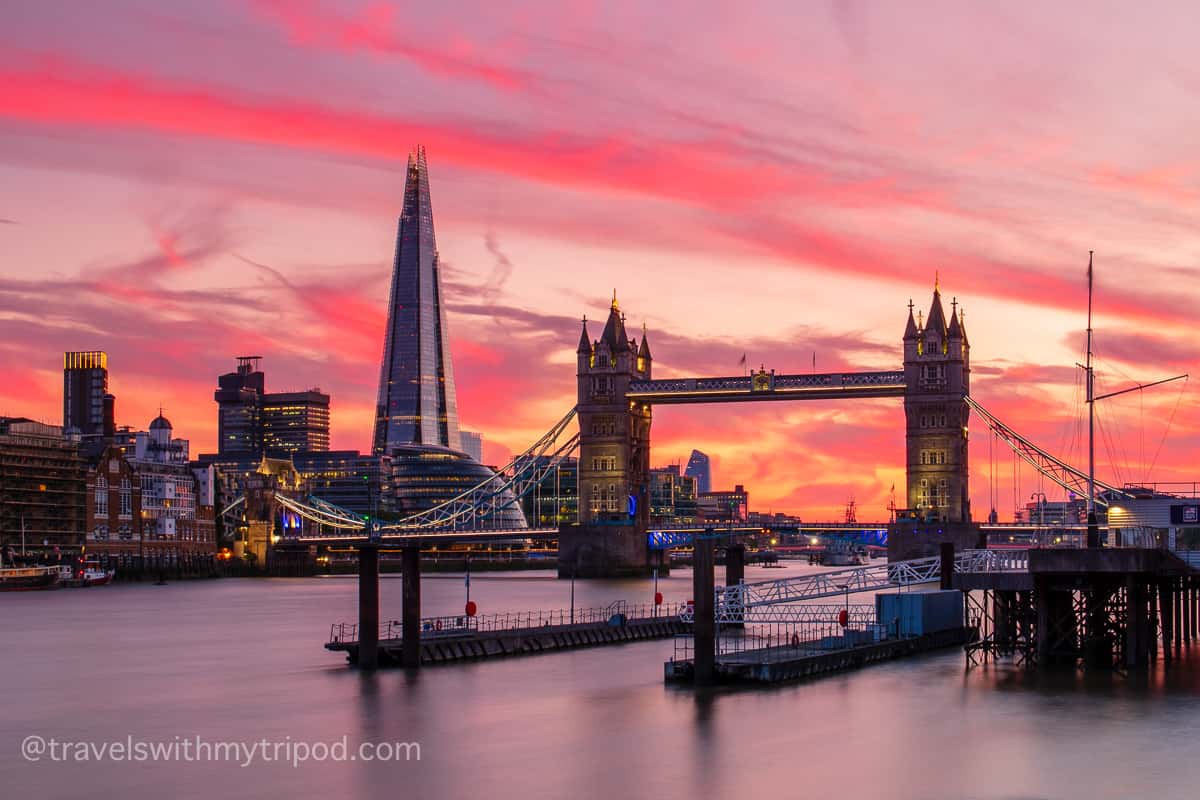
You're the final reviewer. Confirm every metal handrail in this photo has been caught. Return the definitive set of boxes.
[328,603,666,643]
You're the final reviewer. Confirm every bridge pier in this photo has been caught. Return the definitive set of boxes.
[692,535,716,687]
[401,545,422,669]
[358,544,379,670]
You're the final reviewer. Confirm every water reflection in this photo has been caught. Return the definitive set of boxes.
[3,570,1200,800]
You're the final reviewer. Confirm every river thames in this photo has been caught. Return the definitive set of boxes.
[5,565,1200,799]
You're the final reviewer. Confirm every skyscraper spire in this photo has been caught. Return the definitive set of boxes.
[372,145,462,454]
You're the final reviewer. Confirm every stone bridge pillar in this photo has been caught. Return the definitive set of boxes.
[558,294,659,578]
[892,283,979,560]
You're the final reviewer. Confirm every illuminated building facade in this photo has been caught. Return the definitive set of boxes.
[650,465,698,527]
[63,350,113,438]
[294,450,392,518]
[386,445,526,528]
[520,456,578,527]
[262,390,330,457]
[211,357,330,459]
[699,485,749,525]
[214,356,265,456]
[372,145,462,454]
[903,285,970,522]
[574,295,653,527]
[85,414,216,558]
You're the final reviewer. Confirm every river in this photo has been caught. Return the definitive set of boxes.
[4,565,1200,799]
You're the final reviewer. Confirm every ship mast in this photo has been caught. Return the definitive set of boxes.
[1086,251,1096,543]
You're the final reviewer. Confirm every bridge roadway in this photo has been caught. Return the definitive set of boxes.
[289,527,559,547]
[626,370,906,404]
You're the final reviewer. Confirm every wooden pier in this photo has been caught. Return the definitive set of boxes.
[327,613,685,667]
[958,546,1200,669]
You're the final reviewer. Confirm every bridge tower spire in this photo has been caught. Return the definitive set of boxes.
[561,293,657,577]
[903,282,970,523]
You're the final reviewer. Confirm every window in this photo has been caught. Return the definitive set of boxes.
[119,477,132,517]
[590,485,601,513]
[606,484,618,512]
[95,475,108,516]
[940,415,947,427]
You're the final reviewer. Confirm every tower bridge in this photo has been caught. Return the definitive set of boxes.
[562,284,972,576]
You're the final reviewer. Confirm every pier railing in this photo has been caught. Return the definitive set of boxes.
[958,549,1030,573]
[671,614,883,664]
[329,602,667,644]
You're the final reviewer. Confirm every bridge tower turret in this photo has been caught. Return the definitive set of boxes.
[903,282,971,523]
[561,293,658,577]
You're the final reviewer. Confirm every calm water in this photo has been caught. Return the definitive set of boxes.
[5,565,1200,800]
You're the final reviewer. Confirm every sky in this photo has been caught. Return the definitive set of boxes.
[0,1,1197,520]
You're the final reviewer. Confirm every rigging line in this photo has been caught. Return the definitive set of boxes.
[1147,376,1189,478]
[1106,389,1136,486]
[1139,385,1146,486]
[1096,406,1124,488]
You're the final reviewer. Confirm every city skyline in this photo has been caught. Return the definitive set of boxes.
[0,3,1196,519]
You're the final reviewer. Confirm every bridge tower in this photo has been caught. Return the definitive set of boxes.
[559,293,659,577]
[903,282,971,523]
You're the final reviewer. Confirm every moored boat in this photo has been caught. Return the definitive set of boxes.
[61,560,116,587]
[0,565,63,591]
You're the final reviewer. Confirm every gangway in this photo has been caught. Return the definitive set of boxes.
[708,550,1030,621]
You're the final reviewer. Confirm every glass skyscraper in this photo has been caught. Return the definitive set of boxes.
[685,449,712,495]
[373,146,462,455]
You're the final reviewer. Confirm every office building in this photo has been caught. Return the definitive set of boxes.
[63,350,113,438]
[294,450,392,518]
[460,430,484,463]
[699,484,749,525]
[210,357,330,459]
[685,449,712,495]
[649,464,699,528]
[214,356,265,456]
[262,390,331,457]
[520,456,578,527]
[372,145,462,454]
[368,147,521,528]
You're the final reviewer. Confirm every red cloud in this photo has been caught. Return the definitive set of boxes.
[252,0,531,92]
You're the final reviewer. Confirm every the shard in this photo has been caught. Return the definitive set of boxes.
[373,146,463,455]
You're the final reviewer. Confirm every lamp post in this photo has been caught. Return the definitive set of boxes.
[1030,491,1046,545]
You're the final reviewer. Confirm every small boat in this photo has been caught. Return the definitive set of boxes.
[0,565,63,591]
[62,560,116,587]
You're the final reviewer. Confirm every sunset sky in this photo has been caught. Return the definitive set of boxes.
[1,1,1196,520]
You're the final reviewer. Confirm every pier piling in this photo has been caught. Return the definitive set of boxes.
[358,544,380,670]
[401,546,422,669]
[939,543,955,591]
[693,534,716,686]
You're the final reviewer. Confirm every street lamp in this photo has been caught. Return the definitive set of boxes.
[1030,492,1046,527]
[1030,491,1046,546]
